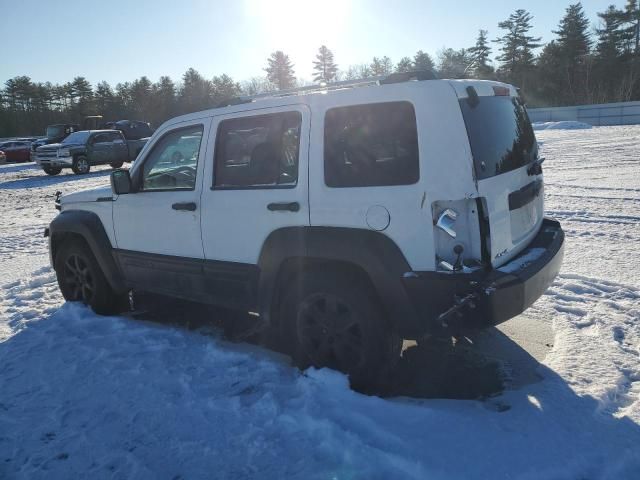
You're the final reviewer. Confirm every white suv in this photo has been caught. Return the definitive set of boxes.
[46,72,564,383]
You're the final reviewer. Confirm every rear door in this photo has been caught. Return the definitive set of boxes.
[457,84,543,266]
[90,133,111,164]
[200,105,310,265]
[107,131,128,163]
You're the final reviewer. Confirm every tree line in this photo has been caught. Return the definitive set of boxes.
[1,1,639,137]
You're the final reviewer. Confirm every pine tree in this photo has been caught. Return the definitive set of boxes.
[94,81,115,118]
[370,56,393,76]
[211,74,241,104]
[343,64,372,80]
[495,9,542,87]
[265,51,296,90]
[312,45,338,83]
[396,57,414,73]
[468,30,494,78]
[153,76,176,119]
[622,0,640,54]
[554,3,592,57]
[596,5,626,57]
[541,3,593,104]
[413,50,435,72]
[179,68,213,114]
[437,48,474,78]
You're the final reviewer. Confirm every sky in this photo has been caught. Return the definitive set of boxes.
[0,0,618,87]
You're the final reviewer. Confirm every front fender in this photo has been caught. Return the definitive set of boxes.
[49,210,127,294]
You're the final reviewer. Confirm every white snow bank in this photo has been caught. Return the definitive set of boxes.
[1,270,640,479]
[533,121,592,131]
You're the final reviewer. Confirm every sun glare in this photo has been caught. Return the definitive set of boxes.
[244,0,350,68]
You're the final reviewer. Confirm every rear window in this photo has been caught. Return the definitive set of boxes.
[324,101,419,188]
[459,96,537,180]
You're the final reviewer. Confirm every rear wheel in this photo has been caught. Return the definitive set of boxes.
[279,271,401,385]
[110,161,124,169]
[54,240,127,315]
[72,155,90,175]
[43,166,62,176]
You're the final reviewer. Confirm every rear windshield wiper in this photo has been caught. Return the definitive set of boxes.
[527,156,545,176]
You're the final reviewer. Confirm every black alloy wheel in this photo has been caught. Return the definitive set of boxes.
[62,253,95,303]
[296,293,366,371]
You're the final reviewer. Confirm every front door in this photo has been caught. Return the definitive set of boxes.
[112,119,210,296]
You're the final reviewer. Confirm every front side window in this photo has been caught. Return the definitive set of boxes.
[324,101,419,188]
[141,125,203,191]
[214,111,301,189]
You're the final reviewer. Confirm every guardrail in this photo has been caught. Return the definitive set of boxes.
[528,100,640,126]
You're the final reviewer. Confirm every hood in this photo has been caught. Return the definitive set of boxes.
[61,185,112,205]
[37,143,63,151]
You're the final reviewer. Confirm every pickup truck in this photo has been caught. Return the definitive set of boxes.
[34,129,147,175]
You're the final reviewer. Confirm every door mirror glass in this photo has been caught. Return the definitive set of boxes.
[111,169,132,195]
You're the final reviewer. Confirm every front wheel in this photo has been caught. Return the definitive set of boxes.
[279,271,401,385]
[54,240,127,315]
[110,161,124,169]
[43,166,62,176]
[72,155,90,175]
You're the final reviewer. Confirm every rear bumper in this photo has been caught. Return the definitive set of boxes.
[403,218,564,333]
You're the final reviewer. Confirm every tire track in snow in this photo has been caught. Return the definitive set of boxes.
[540,274,640,421]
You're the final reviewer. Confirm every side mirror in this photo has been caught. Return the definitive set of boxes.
[111,169,132,195]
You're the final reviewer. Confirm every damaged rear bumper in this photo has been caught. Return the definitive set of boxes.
[403,218,564,332]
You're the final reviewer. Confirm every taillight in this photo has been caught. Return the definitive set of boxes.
[432,199,484,272]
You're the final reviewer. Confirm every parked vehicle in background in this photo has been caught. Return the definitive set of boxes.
[103,120,153,140]
[34,130,133,175]
[0,141,32,162]
[30,123,81,158]
[46,73,564,384]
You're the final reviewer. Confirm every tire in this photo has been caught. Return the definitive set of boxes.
[279,270,401,385]
[72,155,90,175]
[43,166,62,176]
[110,161,124,169]
[54,239,127,315]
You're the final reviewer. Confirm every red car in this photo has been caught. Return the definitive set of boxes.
[0,141,32,162]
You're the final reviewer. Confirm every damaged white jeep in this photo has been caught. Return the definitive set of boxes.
[47,71,564,382]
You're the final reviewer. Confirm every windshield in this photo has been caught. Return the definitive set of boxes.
[62,131,91,145]
[459,96,537,180]
[46,125,65,139]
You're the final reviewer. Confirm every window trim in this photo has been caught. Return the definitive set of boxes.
[132,123,205,193]
[211,110,302,191]
[323,100,420,189]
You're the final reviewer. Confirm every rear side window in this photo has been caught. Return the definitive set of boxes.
[459,96,537,180]
[324,101,419,188]
[214,111,301,189]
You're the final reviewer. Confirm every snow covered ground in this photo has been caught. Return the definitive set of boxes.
[1,126,639,479]
[532,121,593,131]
